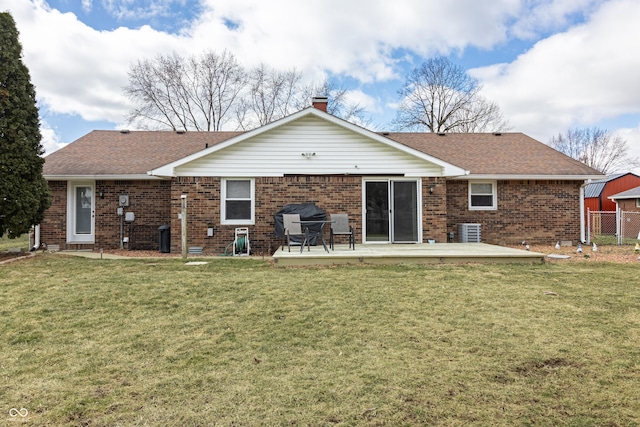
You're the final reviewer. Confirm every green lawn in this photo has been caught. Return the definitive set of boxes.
[1,255,639,426]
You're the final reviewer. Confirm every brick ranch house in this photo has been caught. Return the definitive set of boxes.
[40,100,604,254]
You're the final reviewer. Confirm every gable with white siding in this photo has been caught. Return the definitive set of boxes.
[151,109,466,178]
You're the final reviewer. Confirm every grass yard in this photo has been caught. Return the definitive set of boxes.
[1,255,639,426]
[0,233,29,251]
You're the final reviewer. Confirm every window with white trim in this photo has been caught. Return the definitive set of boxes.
[469,181,497,210]
[221,178,255,224]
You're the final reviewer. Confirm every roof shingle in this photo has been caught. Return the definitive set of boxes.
[44,129,603,178]
[383,132,602,176]
[44,130,241,176]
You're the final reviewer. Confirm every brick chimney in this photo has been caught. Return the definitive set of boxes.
[312,96,328,112]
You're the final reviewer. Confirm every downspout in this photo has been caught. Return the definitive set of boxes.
[580,180,590,244]
[34,224,40,249]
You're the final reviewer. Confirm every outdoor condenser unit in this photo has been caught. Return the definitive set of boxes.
[233,228,250,256]
[458,223,481,243]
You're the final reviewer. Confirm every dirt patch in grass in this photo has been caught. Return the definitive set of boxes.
[513,357,583,377]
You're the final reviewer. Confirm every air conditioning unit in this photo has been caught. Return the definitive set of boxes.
[458,223,481,243]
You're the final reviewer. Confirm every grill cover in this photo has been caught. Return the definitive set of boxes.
[274,203,327,245]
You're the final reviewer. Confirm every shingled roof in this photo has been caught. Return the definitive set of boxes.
[383,132,602,177]
[44,130,241,177]
[44,128,603,179]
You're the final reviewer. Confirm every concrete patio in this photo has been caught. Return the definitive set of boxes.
[272,242,546,267]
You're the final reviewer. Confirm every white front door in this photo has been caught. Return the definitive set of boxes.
[67,181,95,244]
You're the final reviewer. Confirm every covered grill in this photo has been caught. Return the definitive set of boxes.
[274,203,326,246]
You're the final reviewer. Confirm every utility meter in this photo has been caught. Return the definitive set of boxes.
[119,195,129,207]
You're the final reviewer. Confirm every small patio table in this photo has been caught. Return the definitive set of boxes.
[294,220,334,253]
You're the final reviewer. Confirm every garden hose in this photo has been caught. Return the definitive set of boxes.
[222,241,234,256]
[236,236,246,253]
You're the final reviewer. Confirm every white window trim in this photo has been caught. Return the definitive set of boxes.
[468,180,497,211]
[221,178,255,225]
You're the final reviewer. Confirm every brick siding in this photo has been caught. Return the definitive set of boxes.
[41,180,171,250]
[614,198,640,212]
[41,177,583,252]
[40,181,67,247]
[169,176,363,255]
[423,178,448,243]
[447,180,582,245]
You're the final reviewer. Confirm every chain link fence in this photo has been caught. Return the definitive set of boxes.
[587,209,640,245]
[619,211,640,245]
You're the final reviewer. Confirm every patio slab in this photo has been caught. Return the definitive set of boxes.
[272,243,546,267]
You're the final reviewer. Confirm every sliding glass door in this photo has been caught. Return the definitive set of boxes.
[364,179,420,243]
[392,180,419,242]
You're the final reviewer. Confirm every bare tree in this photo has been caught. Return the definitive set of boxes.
[549,127,639,174]
[124,50,246,131]
[234,64,305,130]
[392,57,510,133]
[125,49,376,132]
[303,78,373,127]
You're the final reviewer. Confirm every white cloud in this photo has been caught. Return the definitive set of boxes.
[345,90,379,114]
[40,120,66,156]
[3,0,639,153]
[6,0,185,125]
[616,125,640,174]
[509,0,605,39]
[472,0,640,145]
[189,0,523,81]
[4,0,536,132]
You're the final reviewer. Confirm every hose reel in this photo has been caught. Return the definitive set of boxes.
[233,228,250,256]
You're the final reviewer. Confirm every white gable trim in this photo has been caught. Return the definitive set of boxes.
[148,108,468,178]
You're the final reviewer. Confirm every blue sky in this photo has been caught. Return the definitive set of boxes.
[3,0,640,166]
[44,0,204,33]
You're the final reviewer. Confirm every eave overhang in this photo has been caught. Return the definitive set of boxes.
[45,174,168,181]
[452,174,606,181]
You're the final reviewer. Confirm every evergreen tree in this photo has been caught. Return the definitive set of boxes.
[0,12,50,238]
